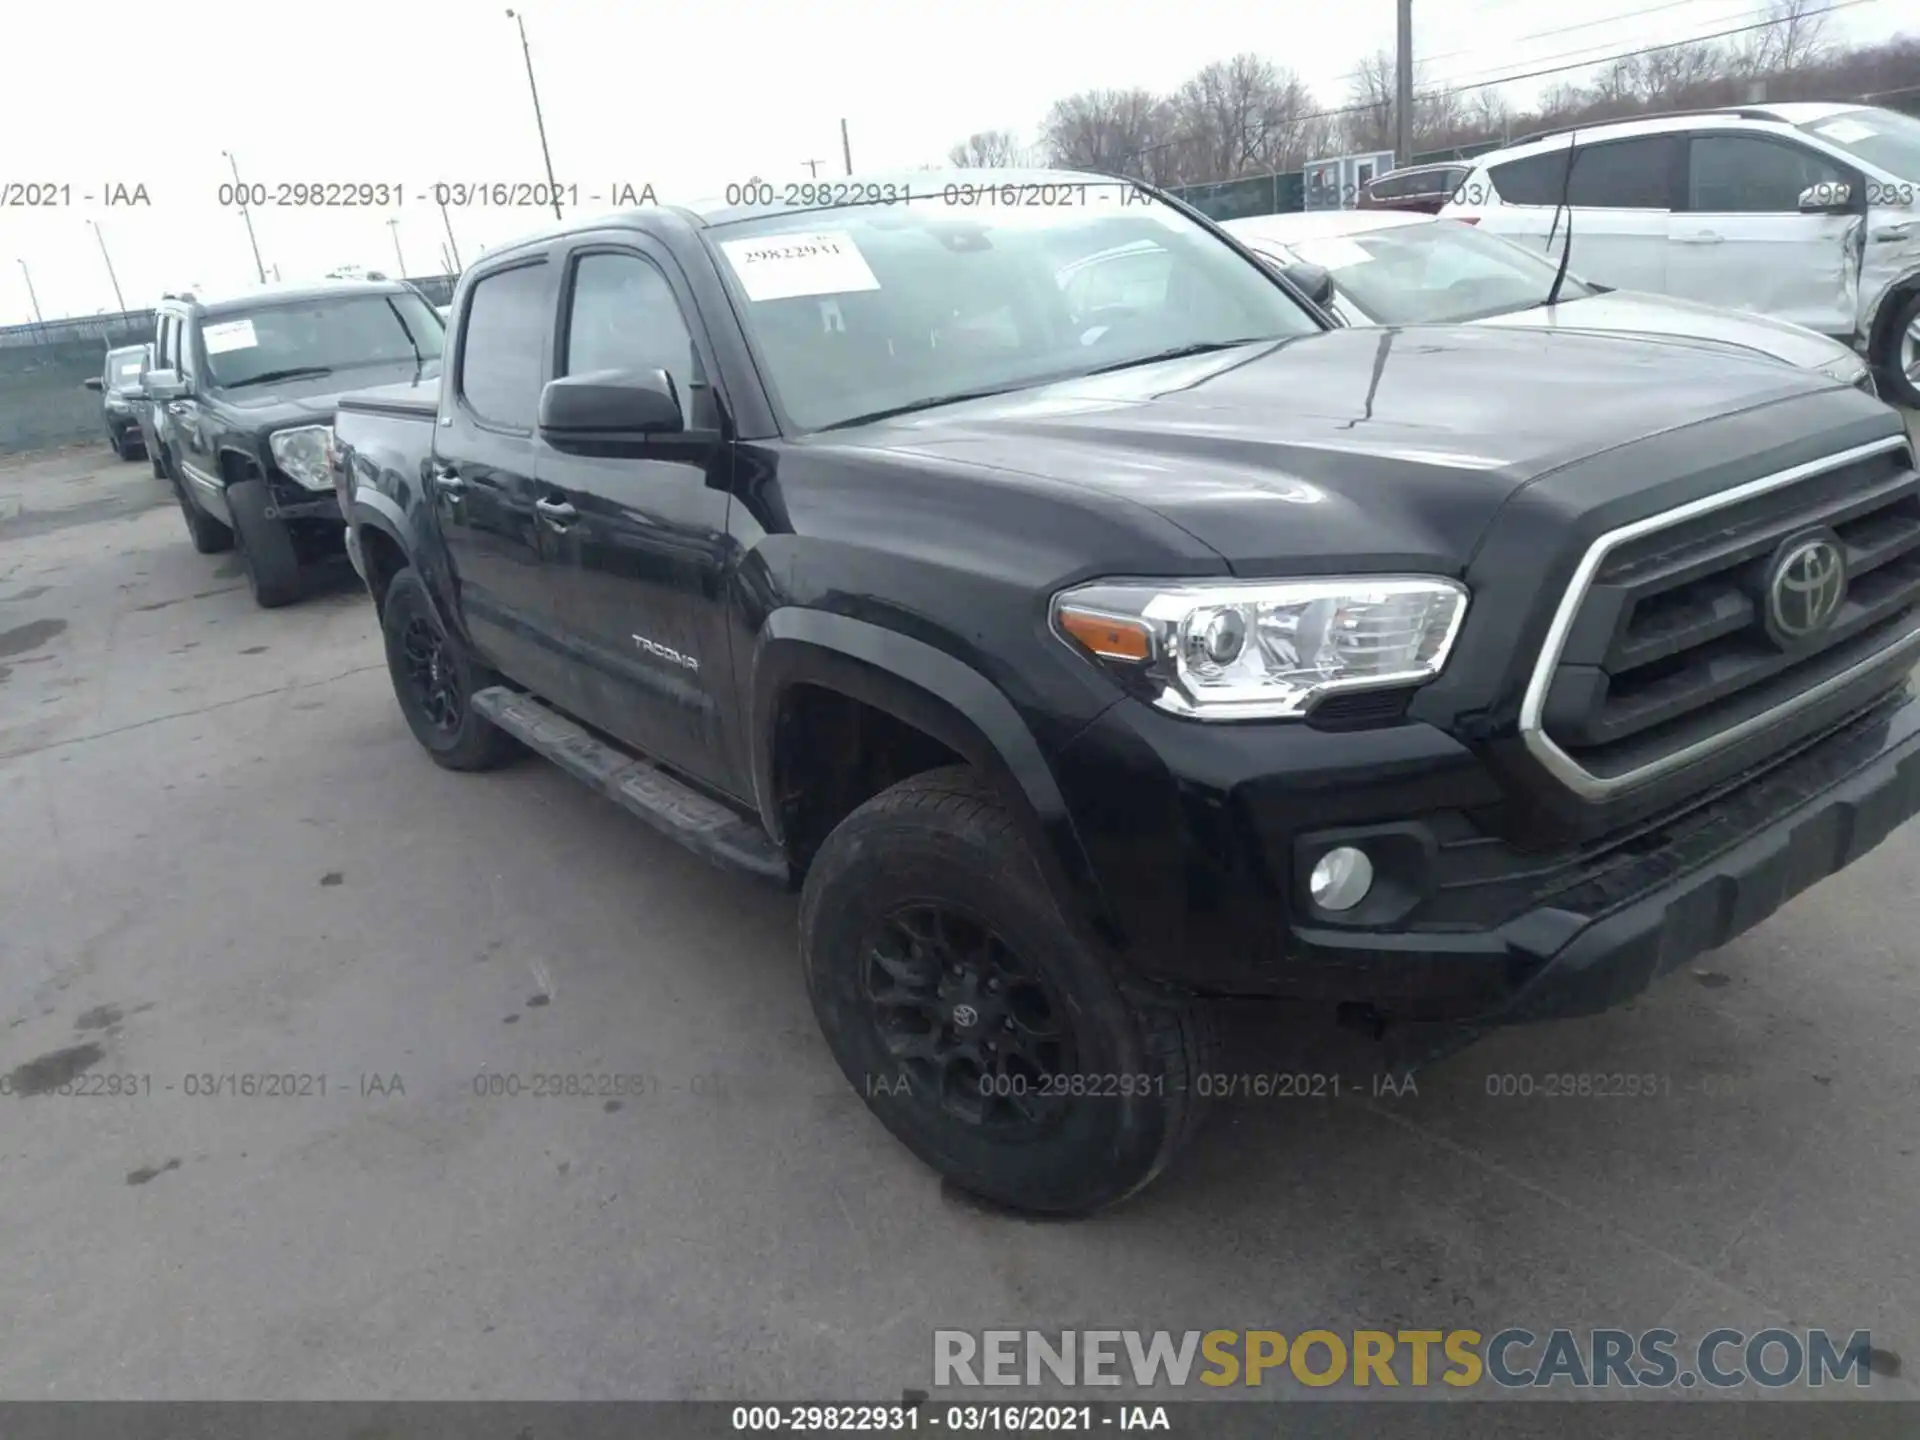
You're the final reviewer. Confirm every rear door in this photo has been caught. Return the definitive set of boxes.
[536,236,741,793]
[1672,130,1861,336]
[1479,135,1677,292]
[433,253,582,706]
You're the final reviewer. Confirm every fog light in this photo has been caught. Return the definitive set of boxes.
[1309,846,1374,911]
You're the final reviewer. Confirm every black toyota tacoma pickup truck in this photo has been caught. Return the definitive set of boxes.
[143,278,444,607]
[330,169,1920,1215]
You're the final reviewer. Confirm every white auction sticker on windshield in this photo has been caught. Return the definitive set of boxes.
[718,231,880,302]
[115,360,143,378]
[202,318,258,354]
[1298,237,1376,270]
[1816,118,1877,144]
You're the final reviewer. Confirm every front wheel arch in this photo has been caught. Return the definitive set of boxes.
[750,612,1118,950]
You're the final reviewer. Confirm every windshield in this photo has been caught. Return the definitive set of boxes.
[703,181,1321,431]
[1801,107,1920,182]
[1269,220,1596,323]
[200,292,445,388]
[105,346,148,393]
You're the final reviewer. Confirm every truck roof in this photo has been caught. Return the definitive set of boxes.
[474,167,1139,262]
[166,277,417,318]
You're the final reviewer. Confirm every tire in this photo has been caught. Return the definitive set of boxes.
[1875,290,1920,410]
[380,567,522,771]
[227,479,302,609]
[169,456,234,555]
[151,446,167,479]
[800,766,1215,1216]
[110,428,135,461]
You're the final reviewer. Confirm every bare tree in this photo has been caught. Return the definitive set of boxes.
[1342,50,1396,152]
[1734,0,1836,76]
[1162,54,1324,183]
[1039,88,1178,181]
[947,130,1027,168]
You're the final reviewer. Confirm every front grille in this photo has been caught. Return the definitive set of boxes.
[1527,437,1920,794]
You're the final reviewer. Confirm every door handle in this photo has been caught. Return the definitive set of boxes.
[1674,232,1723,245]
[166,401,190,415]
[535,496,578,525]
[432,468,469,497]
[1872,224,1913,242]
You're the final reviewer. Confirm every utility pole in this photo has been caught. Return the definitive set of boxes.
[802,158,823,178]
[1394,0,1414,168]
[88,220,128,313]
[222,150,269,283]
[840,118,853,176]
[388,217,408,275]
[17,259,43,323]
[438,198,464,270]
[505,9,564,221]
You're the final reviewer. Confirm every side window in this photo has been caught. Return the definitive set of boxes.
[459,262,549,429]
[561,252,709,427]
[1687,135,1849,212]
[1489,152,1572,205]
[156,315,174,370]
[177,320,197,382]
[1566,137,1674,208]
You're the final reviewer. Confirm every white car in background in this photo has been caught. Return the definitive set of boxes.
[1436,104,1920,404]
[1221,208,1881,396]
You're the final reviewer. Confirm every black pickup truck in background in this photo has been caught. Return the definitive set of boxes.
[330,169,1920,1215]
[143,279,444,607]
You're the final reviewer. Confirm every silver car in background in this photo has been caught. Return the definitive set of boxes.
[1222,209,1881,396]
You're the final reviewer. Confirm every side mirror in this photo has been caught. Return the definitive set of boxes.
[539,368,684,442]
[1281,261,1337,309]
[84,376,104,391]
[144,368,187,403]
[1799,181,1853,213]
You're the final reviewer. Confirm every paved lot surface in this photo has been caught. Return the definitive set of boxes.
[1,433,1917,1406]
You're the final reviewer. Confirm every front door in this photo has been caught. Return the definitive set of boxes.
[433,255,581,708]
[171,318,228,523]
[1672,132,1861,336]
[536,240,741,795]
[1490,135,1677,294]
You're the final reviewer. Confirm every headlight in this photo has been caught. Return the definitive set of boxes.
[269,425,334,491]
[1052,575,1469,720]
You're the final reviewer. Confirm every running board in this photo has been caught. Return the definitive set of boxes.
[471,686,790,885]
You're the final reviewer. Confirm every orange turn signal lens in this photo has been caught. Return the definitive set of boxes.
[1058,606,1153,662]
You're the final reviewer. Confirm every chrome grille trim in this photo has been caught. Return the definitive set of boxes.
[1518,434,1919,801]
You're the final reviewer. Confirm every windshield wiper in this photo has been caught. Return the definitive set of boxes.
[1080,337,1269,377]
[816,384,1038,432]
[225,365,335,389]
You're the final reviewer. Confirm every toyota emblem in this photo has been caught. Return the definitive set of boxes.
[1766,534,1846,643]
[951,1004,980,1029]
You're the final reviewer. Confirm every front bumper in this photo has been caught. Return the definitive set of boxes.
[1050,677,1920,1023]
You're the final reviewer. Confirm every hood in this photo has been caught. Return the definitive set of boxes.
[1473,289,1860,373]
[810,325,1839,574]
[215,357,442,427]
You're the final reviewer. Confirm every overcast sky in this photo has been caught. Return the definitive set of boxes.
[0,0,1907,320]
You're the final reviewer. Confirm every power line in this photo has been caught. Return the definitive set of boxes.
[1415,0,1763,72]
[1122,0,1875,165]
[1428,0,1880,92]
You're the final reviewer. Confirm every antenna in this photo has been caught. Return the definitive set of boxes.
[1544,130,1576,310]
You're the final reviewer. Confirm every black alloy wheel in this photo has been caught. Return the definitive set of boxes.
[399,611,464,738]
[864,902,1076,1134]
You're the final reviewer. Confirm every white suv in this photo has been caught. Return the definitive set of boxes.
[1440,104,1920,405]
